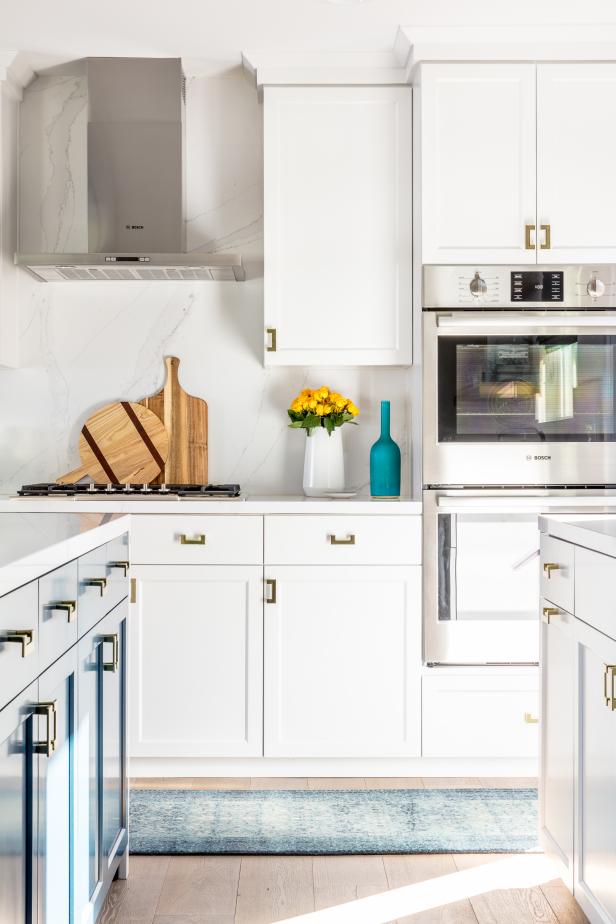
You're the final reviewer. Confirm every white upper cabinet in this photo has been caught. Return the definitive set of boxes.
[421,63,537,265]
[537,64,616,264]
[264,85,412,366]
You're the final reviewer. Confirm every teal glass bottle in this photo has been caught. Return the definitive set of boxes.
[370,401,401,497]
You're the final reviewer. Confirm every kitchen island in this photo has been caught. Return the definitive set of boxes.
[540,514,616,924]
[0,511,130,924]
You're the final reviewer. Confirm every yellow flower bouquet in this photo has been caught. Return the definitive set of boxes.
[288,386,359,436]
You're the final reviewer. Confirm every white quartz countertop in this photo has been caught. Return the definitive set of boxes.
[540,513,616,557]
[0,512,131,597]
[0,495,422,515]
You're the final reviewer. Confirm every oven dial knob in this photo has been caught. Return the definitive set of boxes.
[587,276,606,299]
[469,272,487,298]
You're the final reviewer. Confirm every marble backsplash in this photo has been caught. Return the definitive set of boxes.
[0,65,417,497]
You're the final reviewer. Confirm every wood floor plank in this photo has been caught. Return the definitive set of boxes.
[307,777,367,789]
[313,855,389,910]
[540,879,590,923]
[421,778,482,789]
[453,854,558,924]
[479,778,539,790]
[251,777,309,790]
[100,855,170,923]
[154,917,235,923]
[235,856,315,923]
[365,777,425,789]
[384,854,479,924]
[156,856,240,917]
[187,777,252,790]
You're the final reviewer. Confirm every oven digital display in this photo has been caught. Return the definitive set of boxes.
[510,271,564,302]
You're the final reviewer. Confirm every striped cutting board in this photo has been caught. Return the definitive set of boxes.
[57,401,170,484]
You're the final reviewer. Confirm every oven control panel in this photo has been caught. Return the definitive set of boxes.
[511,271,563,302]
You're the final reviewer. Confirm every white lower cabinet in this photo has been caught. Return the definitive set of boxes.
[130,565,263,757]
[574,618,616,924]
[540,600,574,887]
[263,565,421,757]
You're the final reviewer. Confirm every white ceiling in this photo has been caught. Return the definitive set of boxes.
[3,0,616,71]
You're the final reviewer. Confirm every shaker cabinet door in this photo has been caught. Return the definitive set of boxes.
[129,565,263,758]
[264,85,412,365]
[537,64,616,264]
[421,63,537,265]
[263,565,421,757]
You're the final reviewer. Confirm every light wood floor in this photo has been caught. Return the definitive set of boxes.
[101,777,589,924]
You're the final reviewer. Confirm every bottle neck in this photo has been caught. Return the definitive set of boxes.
[380,401,391,438]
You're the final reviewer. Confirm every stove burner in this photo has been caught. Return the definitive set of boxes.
[18,483,241,498]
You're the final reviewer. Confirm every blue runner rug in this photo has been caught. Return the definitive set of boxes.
[129,787,539,855]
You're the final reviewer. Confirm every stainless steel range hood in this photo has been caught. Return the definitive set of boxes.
[16,58,245,282]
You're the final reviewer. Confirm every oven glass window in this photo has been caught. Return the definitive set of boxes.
[438,335,616,441]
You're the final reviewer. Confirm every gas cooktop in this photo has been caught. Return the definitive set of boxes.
[18,483,242,499]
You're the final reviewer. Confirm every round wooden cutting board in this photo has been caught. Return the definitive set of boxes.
[57,401,170,484]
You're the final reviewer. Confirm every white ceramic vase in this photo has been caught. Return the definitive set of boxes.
[303,426,345,496]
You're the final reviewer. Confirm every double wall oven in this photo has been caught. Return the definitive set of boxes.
[423,265,616,665]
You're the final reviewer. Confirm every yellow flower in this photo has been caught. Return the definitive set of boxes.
[347,403,359,416]
[290,400,303,413]
[322,404,332,414]
[316,386,329,400]
[301,388,313,398]
[308,399,317,410]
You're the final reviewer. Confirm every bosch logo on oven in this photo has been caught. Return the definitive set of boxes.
[526,454,552,461]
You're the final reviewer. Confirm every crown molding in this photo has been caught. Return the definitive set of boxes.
[241,49,407,88]
[0,50,36,100]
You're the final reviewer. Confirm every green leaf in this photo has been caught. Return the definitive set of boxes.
[324,415,335,435]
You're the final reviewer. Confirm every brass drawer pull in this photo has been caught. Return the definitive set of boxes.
[524,712,539,725]
[1,629,34,658]
[543,562,560,579]
[84,577,107,597]
[540,223,551,250]
[604,664,616,710]
[102,633,119,673]
[34,701,57,757]
[542,606,560,624]
[525,224,536,250]
[48,600,77,623]
[265,578,277,604]
[329,534,356,546]
[180,533,206,545]
[109,560,130,576]
[266,327,277,352]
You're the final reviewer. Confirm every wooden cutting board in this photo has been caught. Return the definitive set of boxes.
[57,401,169,484]
[139,356,208,484]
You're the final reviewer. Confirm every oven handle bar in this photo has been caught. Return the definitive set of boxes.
[435,313,616,329]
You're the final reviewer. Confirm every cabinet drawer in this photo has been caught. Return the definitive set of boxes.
[78,541,128,637]
[265,515,421,565]
[39,560,78,670]
[540,535,574,614]
[575,545,616,641]
[0,582,39,710]
[130,515,263,565]
[422,672,539,758]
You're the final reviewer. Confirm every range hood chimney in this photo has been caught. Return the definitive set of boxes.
[16,58,245,281]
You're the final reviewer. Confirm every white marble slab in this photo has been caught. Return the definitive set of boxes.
[0,512,130,597]
[540,513,616,558]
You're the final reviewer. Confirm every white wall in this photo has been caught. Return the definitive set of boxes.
[0,68,415,496]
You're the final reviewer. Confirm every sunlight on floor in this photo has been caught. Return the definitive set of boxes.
[279,854,558,924]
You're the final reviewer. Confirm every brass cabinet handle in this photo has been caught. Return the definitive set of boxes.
[179,534,206,545]
[102,633,119,673]
[525,224,536,250]
[604,665,616,710]
[34,701,57,757]
[329,534,356,546]
[109,560,130,576]
[540,224,551,250]
[47,600,77,623]
[265,578,277,604]
[1,629,34,658]
[524,712,539,724]
[543,562,560,579]
[130,578,137,604]
[542,606,560,624]
[266,328,277,352]
[84,577,107,597]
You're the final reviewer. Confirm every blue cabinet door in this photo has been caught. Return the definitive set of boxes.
[75,601,128,924]
[0,682,37,924]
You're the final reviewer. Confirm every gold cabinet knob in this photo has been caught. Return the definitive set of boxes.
[102,633,119,673]
[109,560,130,576]
[604,665,616,710]
[540,223,551,250]
[524,712,539,724]
[543,562,560,579]
[542,606,560,624]
[265,578,277,604]
[329,534,356,546]
[48,600,77,623]
[0,629,34,658]
[179,534,206,545]
[525,224,536,250]
[33,701,57,757]
[266,328,277,352]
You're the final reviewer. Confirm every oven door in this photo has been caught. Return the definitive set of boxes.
[423,312,616,487]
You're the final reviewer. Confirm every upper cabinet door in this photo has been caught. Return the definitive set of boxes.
[537,64,616,264]
[264,86,412,366]
[421,63,537,264]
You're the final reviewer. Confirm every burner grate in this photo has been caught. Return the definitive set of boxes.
[18,483,241,498]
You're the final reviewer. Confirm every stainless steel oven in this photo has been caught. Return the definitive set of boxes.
[423,265,616,488]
